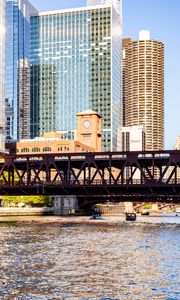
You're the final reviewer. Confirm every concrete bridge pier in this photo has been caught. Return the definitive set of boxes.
[52,195,78,216]
[125,202,134,213]
[152,203,159,212]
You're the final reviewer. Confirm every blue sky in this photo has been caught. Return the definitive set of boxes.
[30,0,180,149]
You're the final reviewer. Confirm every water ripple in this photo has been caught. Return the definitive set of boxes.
[0,218,179,299]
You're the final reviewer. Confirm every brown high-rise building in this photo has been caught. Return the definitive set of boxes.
[122,31,164,150]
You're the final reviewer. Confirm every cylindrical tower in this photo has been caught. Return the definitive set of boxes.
[0,0,5,150]
[123,31,164,150]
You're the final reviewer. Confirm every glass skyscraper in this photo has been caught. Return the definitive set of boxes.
[0,0,5,150]
[30,3,122,151]
[5,0,37,141]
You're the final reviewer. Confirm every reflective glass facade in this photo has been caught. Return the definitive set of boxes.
[30,5,121,151]
[0,0,5,149]
[5,0,37,141]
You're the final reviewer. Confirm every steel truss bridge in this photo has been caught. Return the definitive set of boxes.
[0,150,180,203]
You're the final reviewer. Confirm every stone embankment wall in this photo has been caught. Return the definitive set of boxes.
[99,203,125,215]
[0,207,54,216]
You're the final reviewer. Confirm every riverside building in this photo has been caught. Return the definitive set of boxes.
[6,110,102,154]
[0,0,5,150]
[121,125,145,152]
[122,31,164,151]
[5,0,37,141]
[30,1,122,151]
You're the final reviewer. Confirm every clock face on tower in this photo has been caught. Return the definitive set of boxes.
[83,120,91,128]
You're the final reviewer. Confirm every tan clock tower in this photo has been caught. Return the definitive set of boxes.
[76,109,102,151]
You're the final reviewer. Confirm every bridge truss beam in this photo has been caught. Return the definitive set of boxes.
[0,150,180,202]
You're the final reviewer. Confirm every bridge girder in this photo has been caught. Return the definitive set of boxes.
[0,150,180,203]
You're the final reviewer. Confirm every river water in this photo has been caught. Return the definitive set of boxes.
[0,216,179,300]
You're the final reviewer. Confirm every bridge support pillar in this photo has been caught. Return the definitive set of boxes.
[52,195,78,216]
[125,202,134,213]
[152,203,159,212]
